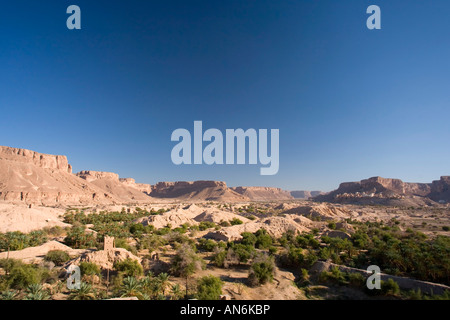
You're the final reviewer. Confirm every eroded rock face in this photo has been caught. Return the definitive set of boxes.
[0,146,120,205]
[76,171,153,202]
[0,146,72,173]
[120,178,153,195]
[231,186,293,200]
[150,180,246,201]
[429,176,450,202]
[314,176,448,205]
[77,171,120,182]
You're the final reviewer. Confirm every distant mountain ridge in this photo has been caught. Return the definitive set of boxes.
[290,191,325,199]
[0,146,293,205]
[314,176,450,205]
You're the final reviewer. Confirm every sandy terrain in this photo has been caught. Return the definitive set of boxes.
[0,203,70,233]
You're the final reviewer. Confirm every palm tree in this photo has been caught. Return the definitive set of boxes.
[119,276,144,300]
[25,284,50,300]
[157,273,170,296]
[0,290,18,300]
[68,282,96,300]
[170,284,182,300]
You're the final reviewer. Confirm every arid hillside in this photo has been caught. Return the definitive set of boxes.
[314,176,450,206]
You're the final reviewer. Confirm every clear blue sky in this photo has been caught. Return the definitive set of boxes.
[1,1,449,191]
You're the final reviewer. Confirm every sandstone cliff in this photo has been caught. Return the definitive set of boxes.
[76,171,153,202]
[230,186,293,201]
[0,146,118,205]
[314,176,449,205]
[150,181,248,201]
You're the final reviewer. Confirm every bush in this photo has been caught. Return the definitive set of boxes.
[213,247,227,268]
[442,226,450,231]
[198,221,216,231]
[248,254,275,286]
[79,262,101,276]
[255,229,272,249]
[230,218,243,226]
[328,222,336,230]
[348,272,365,288]
[381,278,400,296]
[241,232,257,247]
[114,258,143,277]
[198,238,218,252]
[232,244,254,263]
[196,275,223,300]
[7,263,49,289]
[44,250,70,266]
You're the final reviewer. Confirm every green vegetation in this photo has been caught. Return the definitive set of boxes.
[0,230,48,252]
[114,258,144,277]
[248,254,275,286]
[79,262,101,276]
[44,250,70,266]
[196,275,223,300]
[0,259,50,290]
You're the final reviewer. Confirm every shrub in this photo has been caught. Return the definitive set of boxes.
[248,254,275,286]
[381,278,400,296]
[230,218,243,226]
[114,258,143,277]
[7,263,49,289]
[213,248,227,267]
[348,272,365,288]
[79,262,101,276]
[45,250,70,266]
[196,275,223,300]
[198,221,216,231]
[328,222,336,230]
[198,239,218,252]
[442,226,450,232]
[241,232,257,247]
[255,229,272,249]
[232,244,254,263]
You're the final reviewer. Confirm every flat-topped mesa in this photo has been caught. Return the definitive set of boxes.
[429,176,450,202]
[0,146,72,173]
[150,181,233,200]
[154,180,227,192]
[231,186,294,200]
[336,176,431,197]
[76,171,120,182]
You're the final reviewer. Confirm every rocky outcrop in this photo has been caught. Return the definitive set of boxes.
[0,146,119,205]
[150,181,248,201]
[77,171,119,182]
[119,178,153,195]
[428,176,450,202]
[314,176,448,205]
[76,171,152,202]
[230,186,293,201]
[0,146,72,173]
